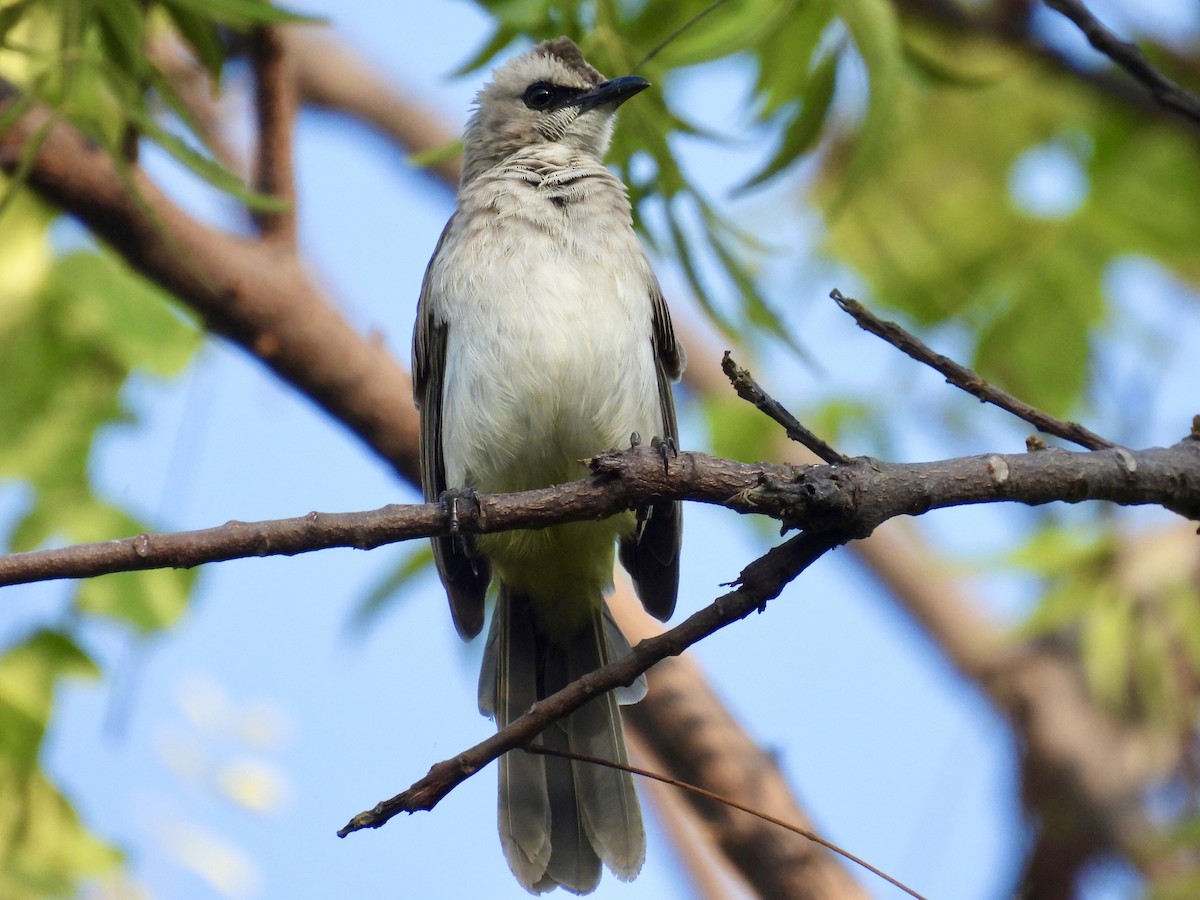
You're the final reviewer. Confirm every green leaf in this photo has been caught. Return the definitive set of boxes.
[740,47,839,190]
[161,5,227,83]
[0,769,123,898]
[92,0,149,79]
[831,0,902,209]
[0,630,97,769]
[409,139,463,170]
[0,0,37,48]
[76,565,196,632]
[752,0,835,118]
[125,105,289,212]
[49,251,199,375]
[158,0,319,28]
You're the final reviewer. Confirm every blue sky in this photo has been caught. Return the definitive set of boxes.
[6,2,1199,899]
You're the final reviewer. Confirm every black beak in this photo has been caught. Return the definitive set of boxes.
[573,75,651,112]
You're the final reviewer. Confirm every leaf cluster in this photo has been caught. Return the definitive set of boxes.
[0,0,312,214]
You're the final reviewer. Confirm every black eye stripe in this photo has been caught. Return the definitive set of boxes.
[523,81,583,111]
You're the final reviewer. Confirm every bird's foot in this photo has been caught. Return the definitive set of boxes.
[649,435,677,475]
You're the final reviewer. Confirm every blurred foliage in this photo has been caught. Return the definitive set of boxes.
[0,1,299,892]
[0,630,121,897]
[0,0,311,213]
[0,188,198,894]
[1017,524,1200,734]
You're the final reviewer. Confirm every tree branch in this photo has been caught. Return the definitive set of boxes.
[721,352,849,464]
[0,79,421,478]
[3,440,1197,588]
[337,529,846,836]
[1043,0,1200,128]
[251,25,300,243]
[831,290,1117,451]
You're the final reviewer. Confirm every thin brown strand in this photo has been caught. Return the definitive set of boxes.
[528,745,928,900]
[632,0,734,71]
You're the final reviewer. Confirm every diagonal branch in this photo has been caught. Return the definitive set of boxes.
[0,78,421,478]
[1044,0,1200,128]
[721,352,848,464]
[830,290,1117,451]
[337,529,846,835]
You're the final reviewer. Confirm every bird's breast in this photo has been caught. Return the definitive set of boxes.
[434,173,661,493]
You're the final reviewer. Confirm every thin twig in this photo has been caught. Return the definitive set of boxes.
[830,289,1117,451]
[721,351,848,464]
[337,530,848,836]
[250,25,298,243]
[528,745,927,900]
[632,0,734,71]
[1044,0,1200,128]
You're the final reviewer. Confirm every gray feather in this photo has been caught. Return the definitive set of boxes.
[481,589,644,894]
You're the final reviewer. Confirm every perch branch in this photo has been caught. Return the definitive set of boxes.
[3,441,1198,588]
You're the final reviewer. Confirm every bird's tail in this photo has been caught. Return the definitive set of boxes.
[479,586,646,895]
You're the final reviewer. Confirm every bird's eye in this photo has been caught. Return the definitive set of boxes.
[523,82,557,110]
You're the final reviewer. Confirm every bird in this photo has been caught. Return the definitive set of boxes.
[412,36,683,894]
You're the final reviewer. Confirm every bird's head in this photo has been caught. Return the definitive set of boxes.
[460,37,648,184]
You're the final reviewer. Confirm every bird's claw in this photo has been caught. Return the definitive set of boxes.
[650,435,677,475]
[440,487,481,570]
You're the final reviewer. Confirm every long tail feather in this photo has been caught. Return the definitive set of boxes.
[481,587,645,894]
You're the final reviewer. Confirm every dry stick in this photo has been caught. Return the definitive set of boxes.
[527,746,927,900]
[1044,0,1200,127]
[337,530,848,836]
[250,25,299,243]
[830,289,1117,451]
[721,351,848,464]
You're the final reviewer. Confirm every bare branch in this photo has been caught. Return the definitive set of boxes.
[4,441,1198,588]
[337,529,845,836]
[1044,0,1200,127]
[614,588,870,899]
[721,351,849,465]
[251,26,299,243]
[830,290,1117,451]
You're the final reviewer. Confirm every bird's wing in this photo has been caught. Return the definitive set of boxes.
[618,282,684,621]
[414,215,490,640]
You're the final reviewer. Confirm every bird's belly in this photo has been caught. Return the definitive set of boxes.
[440,250,659,495]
